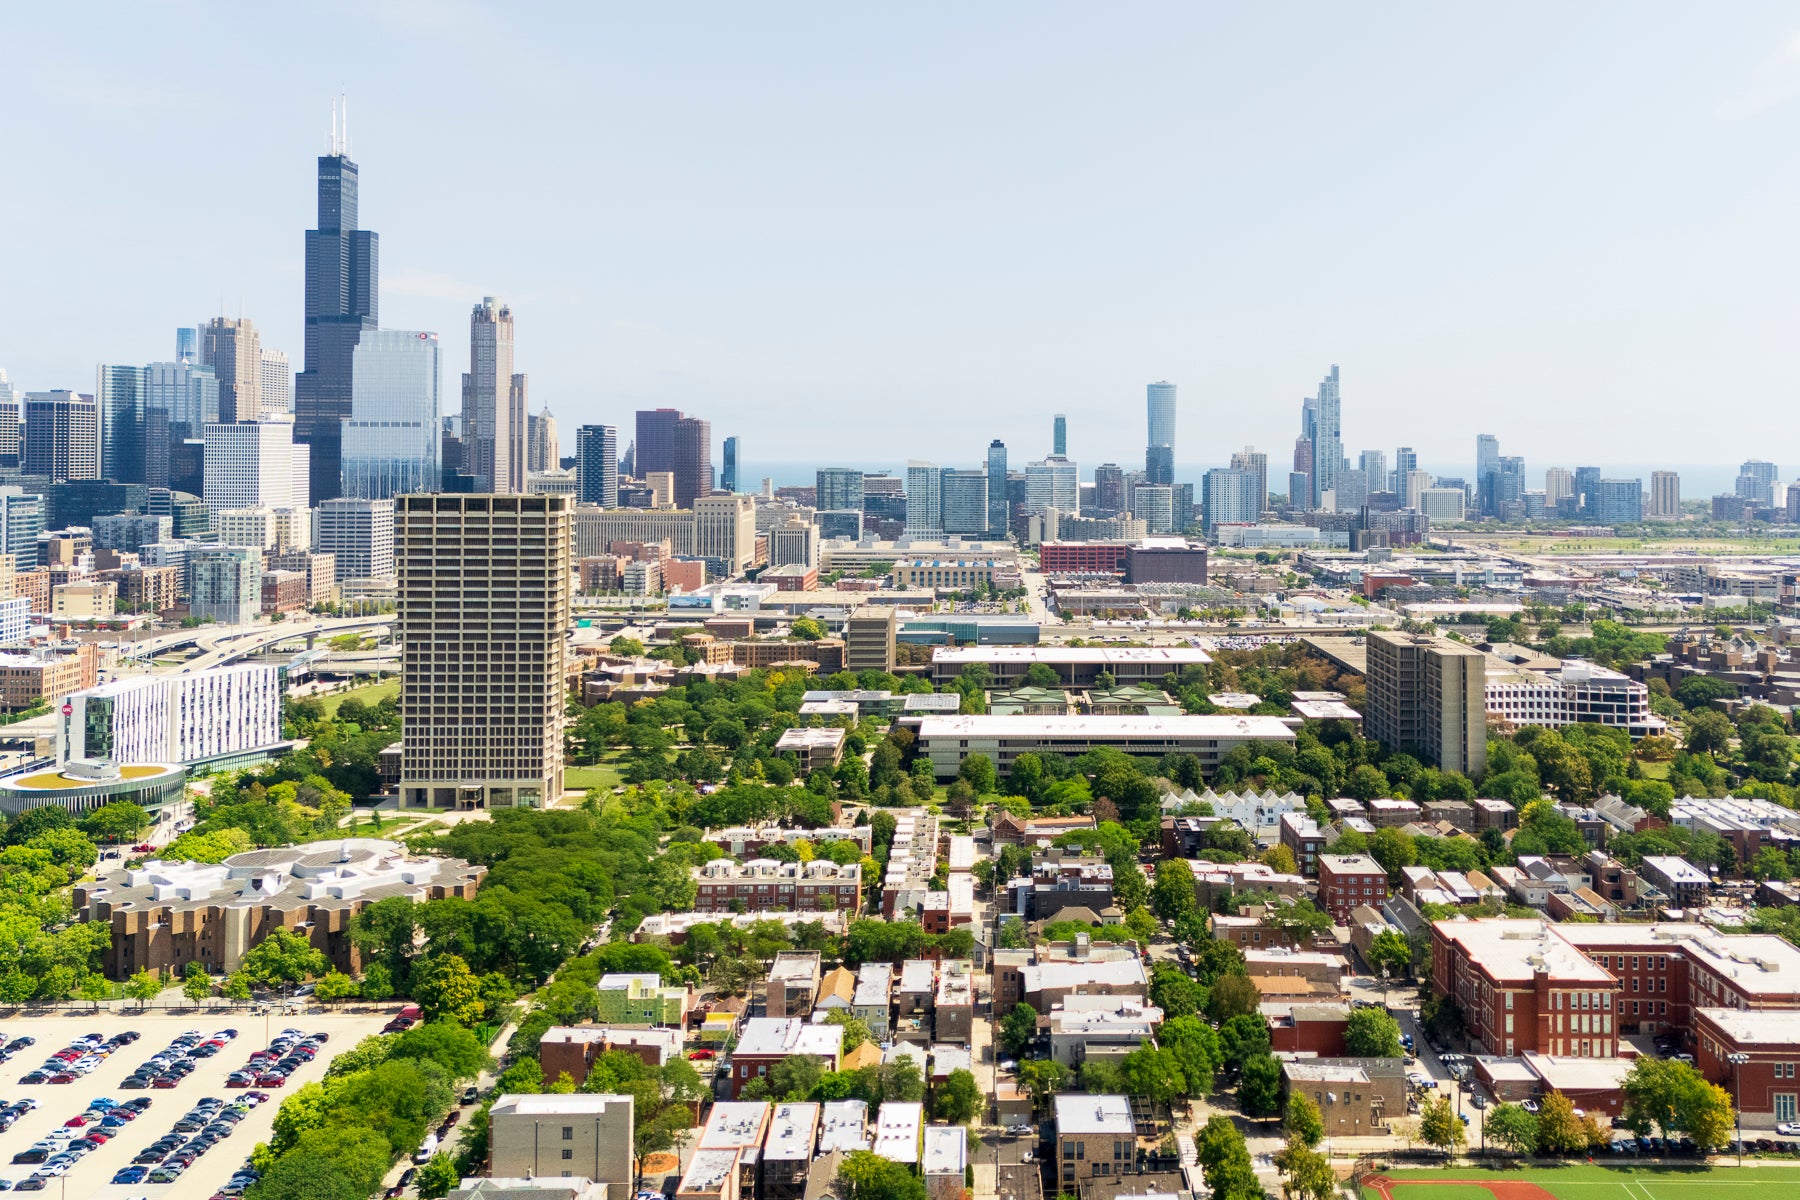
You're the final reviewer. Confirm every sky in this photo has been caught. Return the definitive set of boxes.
[3,3,1799,481]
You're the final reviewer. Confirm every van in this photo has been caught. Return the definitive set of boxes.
[414,1132,439,1164]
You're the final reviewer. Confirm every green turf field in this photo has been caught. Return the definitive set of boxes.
[1369,1164,1800,1200]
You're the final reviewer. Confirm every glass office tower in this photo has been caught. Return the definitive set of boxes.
[340,330,440,499]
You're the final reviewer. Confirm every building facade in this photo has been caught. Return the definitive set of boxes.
[1365,631,1487,776]
[317,497,395,582]
[342,330,441,499]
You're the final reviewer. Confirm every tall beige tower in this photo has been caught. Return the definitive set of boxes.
[398,494,572,808]
[1649,471,1681,520]
[201,317,263,424]
[1365,631,1487,777]
[461,298,518,494]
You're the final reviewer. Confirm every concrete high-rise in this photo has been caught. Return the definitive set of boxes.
[905,461,941,536]
[671,416,712,508]
[341,330,441,499]
[1201,468,1259,532]
[985,440,1009,538]
[527,408,559,474]
[1544,467,1574,507]
[1595,479,1643,525]
[1025,457,1078,515]
[940,469,989,536]
[462,298,519,494]
[200,317,263,426]
[1358,450,1387,494]
[1309,366,1342,508]
[1229,447,1268,515]
[1737,460,1779,506]
[694,493,755,575]
[816,468,864,513]
[294,119,379,506]
[22,392,100,481]
[1649,471,1681,519]
[1366,631,1486,776]
[203,419,308,511]
[1053,415,1067,458]
[398,494,571,809]
[1093,463,1125,514]
[260,348,291,416]
[576,425,619,507]
[317,497,395,581]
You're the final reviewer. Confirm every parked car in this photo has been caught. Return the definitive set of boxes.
[1778,1122,1800,1137]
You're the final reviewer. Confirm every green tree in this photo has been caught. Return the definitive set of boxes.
[1205,974,1261,1024]
[1152,858,1198,921]
[181,961,212,1004]
[414,1152,461,1199]
[768,1054,826,1101]
[1119,1043,1186,1105]
[958,754,998,796]
[1273,1133,1335,1200]
[239,928,329,990]
[879,1057,925,1103]
[1218,1013,1270,1070]
[825,1010,873,1050]
[1238,1052,1283,1116]
[125,967,161,1008]
[1343,1006,1403,1058]
[222,972,253,1000]
[411,953,486,1025]
[1419,1092,1465,1155]
[1536,1090,1586,1154]
[1015,1060,1070,1116]
[999,1002,1039,1058]
[1022,662,1062,688]
[1485,1103,1539,1156]
[1283,1091,1324,1148]
[313,970,358,1003]
[1684,710,1735,757]
[1368,827,1417,882]
[837,1151,927,1200]
[932,1068,982,1124]
[1149,964,1201,1019]
[78,801,150,844]
[1365,929,1414,980]
[791,617,827,641]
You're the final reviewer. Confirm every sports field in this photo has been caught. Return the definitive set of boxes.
[1362,1164,1800,1200]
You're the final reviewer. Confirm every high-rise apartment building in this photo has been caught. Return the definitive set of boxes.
[1146,381,1176,485]
[816,468,864,514]
[462,298,520,494]
[527,408,559,475]
[1365,631,1487,776]
[1229,448,1268,516]
[1133,485,1175,534]
[1402,470,1432,511]
[1649,471,1681,519]
[721,436,738,494]
[1393,446,1417,494]
[905,461,942,536]
[1053,415,1067,458]
[200,317,262,426]
[398,494,571,809]
[295,124,379,506]
[1287,471,1311,508]
[671,416,711,509]
[187,545,264,625]
[0,490,46,563]
[986,440,1009,538]
[318,497,395,581]
[1093,463,1125,515]
[1594,479,1643,525]
[940,469,989,536]
[1475,434,1500,516]
[1201,468,1260,532]
[1544,467,1574,507]
[576,425,619,508]
[341,330,440,499]
[1291,437,1314,507]
[1574,466,1602,513]
[22,392,100,481]
[260,348,291,416]
[1308,366,1342,508]
[694,493,755,576]
[203,420,308,511]
[1025,457,1078,515]
[1737,460,1779,506]
[1358,450,1387,493]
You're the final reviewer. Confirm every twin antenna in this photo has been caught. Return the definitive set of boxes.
[329,94,350,156]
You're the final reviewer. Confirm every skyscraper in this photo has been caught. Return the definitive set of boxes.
[1649,471,1681,519]
[905,461,941,536]
[985,440,1009,539]
[398,493,571,809]
[202,419,308,511]
[294,114,379,506]
[1052,415,1067,458]
[144,361,218,489]
[22,391,100,481]
[260,348,292,416]
[1574,465,1602,512]
[1737,460,1779,505]
[1201,469,1260,532]
[1594,479,1643,525]
[201,317,263,426]
[576,425,619,507]
[462,298,518,494]
[721,436,739,494]
[96,365,147,483]
[816,468,864,513]
[318,497,395,581]
[528,409,560,474]
[1544,467,1574,507]
[940,469,989,536]
[341,330,441,499]
[1146,381,1176,485]
[175,328,200,365]
[1309,365,1342,508]
[1291,437,1314,507]
[1393,446,1417,494]
[1359,450,1387,494]
[1229,447,1268,516]
[1475,434,1500,515]
[1093,463,1125,514]
[671,416,712,508]
[1025,457,1078,515]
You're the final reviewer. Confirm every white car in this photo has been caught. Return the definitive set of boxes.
[1779,1122,1800,1137]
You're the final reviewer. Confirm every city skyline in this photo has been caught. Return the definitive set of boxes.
[5,7,1800,465]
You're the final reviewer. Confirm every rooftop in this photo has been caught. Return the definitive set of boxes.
[762,1103,820,1163]
[774,727,848,751]
[1320,854,1383,874]
[697,1101,771,1151]
[1055,1093,1134,1135]
[1431,918,1617,985]
[818,1100,870,1154]
[1693,1007,1800,1045]
[1640,855,1710,885]
[916,714,1297,740]
[676,1149,742,1196]
[490,1093,635,1117]
[873,1101,923,1163]
[933,646,1213,665]
[736,1017,845,1060]
[1521,1051,1634,1093]
[923,1125,967,1176]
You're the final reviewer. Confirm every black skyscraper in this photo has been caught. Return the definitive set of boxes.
[294,132,379,505]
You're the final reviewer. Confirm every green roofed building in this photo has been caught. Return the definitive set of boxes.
[594,972,689,1026]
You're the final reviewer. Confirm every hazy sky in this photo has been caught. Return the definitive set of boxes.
[4,3,1798,476]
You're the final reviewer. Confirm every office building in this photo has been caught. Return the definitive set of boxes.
[199,317,262,426]
[0,490,46,562]
[939,469,989,536]
[23,391,100,481]
[259,348,291,417]
[216,507,310,553]
[462,298,524,494]
[671,416,712,508]
[57,664,284,767]
[770,519,819,570]
[187,545,263,624]
[1574,465,1602,512]
[1052,414,1067,457]
[1418,488,1465,522]
[342,330,441,499]
[96,365,148,484]
[1475,434,1500,515]
[1146,381,1176,485]
[986,440,1009,538]
[1229,447,1268,515]
[1485,659,1664,738]
[528,408,560,474]
[295,121,380,506]
[1026,457,1078,515]
[1544,467,1574,507]
[1092,462,1124,514]
[203,419,308,510]
[1402,470,1433,511]
[1738,460,1780,505]
[577,425,619,508]
[905,461,941,536]
[1594,478,1643,525]
[1493,456,1527,517]
[1392,446,1418,495]
[816,468,864,514]
[1365,631,1487,776]
[318,497,395,582]
[143,361,220,488]
[1306,366,1342,507]
[487,1094,635,1199]
[398,494,572,809]
[845,607,897,674]
[1649,471,1681,519]
[720,435,738,494]
[694,494,755,576]
[1201,468,1260,532]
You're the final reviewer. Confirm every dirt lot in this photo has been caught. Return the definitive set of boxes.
[0,1006,394,1198]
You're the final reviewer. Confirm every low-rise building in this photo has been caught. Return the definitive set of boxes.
[853,962,894,1039]
[1262,1001,1351,1057]
[873,1101,923,1166]
[923,1126,967,1200]
[693,858,863,914]
[761,1102,820,1200]
[918,713,1294,779]
[1638,855,1710,909]
[1048,997,1164,1067]
[1279,812,1328,877]
[594,973,690,1026]
[1279,1058,1405,1137]
[935,960,975,1043]
[1694,1007,1800,1127]
[773,726,848,773]
[538,1027,684,1084]
[766,951,823,1019]
[1053,1094,1135,1190]
[1317,853,1388,922]
[487,1093,636,1200]
[729,1018,844,1098]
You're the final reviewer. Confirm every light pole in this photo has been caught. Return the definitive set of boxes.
[1728,1052,1749,1165]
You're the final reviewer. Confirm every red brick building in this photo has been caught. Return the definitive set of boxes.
[1317,854,1387,922]
[1039,542,1128,574]
[1694,1007,1800,1126]
[1429,919,1622,1060]
[692,858,862,914]
[1263,1001,1350,1057]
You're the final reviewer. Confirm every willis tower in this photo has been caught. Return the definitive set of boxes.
[295,101,379,504]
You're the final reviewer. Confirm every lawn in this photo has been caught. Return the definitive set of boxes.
[566,762,622,792]
[319,680,400,716]
[1369,1164,1800,1200]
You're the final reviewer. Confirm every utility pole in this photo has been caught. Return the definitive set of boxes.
[1728,1052,1749,1165]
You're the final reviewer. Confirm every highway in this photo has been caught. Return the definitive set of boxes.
[114,615,397,675]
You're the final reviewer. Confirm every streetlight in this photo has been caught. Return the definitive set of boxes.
[1728,1052,1750,1165]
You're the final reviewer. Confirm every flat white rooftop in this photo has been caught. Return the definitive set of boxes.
[916,714,1296,740]
[933,646,1213,665]
[1055,1092,1134,1135]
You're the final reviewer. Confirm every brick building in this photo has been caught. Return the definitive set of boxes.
[1039,543,1129,575]
[693,859,862,914]
[1694,1007,1800,1126]
[1317,854,1387,922]
[728,1018,843,1098]
[0,643,98,709]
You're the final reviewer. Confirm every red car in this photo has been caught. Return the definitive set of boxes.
[687,1049,715,1060]
[47,1073,75,1085]
[255,1073,286,1087]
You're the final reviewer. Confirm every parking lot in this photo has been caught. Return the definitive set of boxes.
[0,1009,393,1198]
